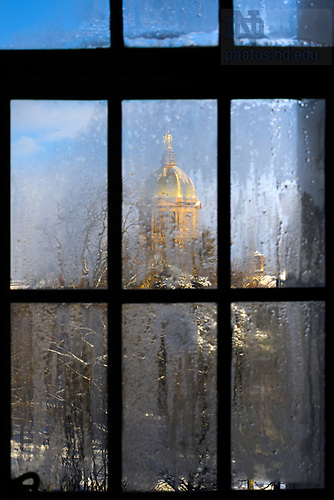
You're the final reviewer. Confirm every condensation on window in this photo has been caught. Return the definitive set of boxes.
[231,99,325,288]
[11,303,108,492]
[11,100,108,289]
[233,0,333,46]
[0,0,110,49]
[231,302,325,489]
[122,100,217,289]
[122,303,217,491]
[123,0,219,47]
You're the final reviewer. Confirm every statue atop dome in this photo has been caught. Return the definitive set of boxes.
[163,130,173,150]
[161,130,177,168]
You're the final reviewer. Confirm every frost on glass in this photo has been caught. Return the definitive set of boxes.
[231,302,325,489]
[123,0,218,47]
[122,303,217,491]
[122,100,217,289]
[233,0,333,46]
[231,99,325,288]
[11,303,108,492]
[0,0,110,49]
[11,100,108,289]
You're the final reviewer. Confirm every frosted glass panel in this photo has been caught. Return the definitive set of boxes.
[231,99,325,288]
[123,0,219,47]
[11,100,108,289]
[0,0,110,49]
[122,100,217,289]
[122,303,217,491]
[11,303,108,492]
[231,302,325,489]
[233,0,333,46]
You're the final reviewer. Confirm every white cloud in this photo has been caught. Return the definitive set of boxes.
[11,100,104,143]
[11,135,41,157]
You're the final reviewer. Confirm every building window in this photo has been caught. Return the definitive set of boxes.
[122,303,217,491]
[11,303,108,491]
[231,99,325,288]
[122,0,219,47]
[11,100,108,290]
[0,0,111,49]
[5,2,329,496]
[230,98,326,488]
[231,301,325,489]
[122,100,217,289]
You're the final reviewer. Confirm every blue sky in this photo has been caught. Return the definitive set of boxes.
[11,100,108,196]
[0,0,110,49]
[11,100,107,160]
[11,100,108,284]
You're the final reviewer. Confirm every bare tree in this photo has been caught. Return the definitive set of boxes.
[11,304,108,491]
[37,186,107,288]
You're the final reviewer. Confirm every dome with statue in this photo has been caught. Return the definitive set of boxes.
[141,131,201,205]
[136,131,204,285]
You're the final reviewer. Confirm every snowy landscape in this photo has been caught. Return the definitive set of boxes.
[11,303,108,491]
[122,303,217,491]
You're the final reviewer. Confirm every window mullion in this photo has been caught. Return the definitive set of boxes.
[108,96,123,292]
[107,95,123,492]
[110,0,124,50]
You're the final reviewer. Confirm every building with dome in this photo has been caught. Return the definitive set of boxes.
[138,131,202,286]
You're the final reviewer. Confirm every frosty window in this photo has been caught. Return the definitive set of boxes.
[0,0,110,49]
[11,303,108,491]
[122,100,217,289]
[231,99,325,288]
[233,0,333,46]
[231,302,325,489]
[123,0,219,47]
[11,100,108,289]
[122,303,217,491]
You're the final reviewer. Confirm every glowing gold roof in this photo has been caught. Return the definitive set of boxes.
[150,165,197,199]
[141,132,199,202]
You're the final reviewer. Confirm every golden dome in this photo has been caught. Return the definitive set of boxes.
[141,131,200,203]
[143,164,198,200]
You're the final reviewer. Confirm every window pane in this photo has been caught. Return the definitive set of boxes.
[231,302,325,489]
[233,0,333,46]
[122,100,217,289]
[231,99,325,288]
[11,100,108,289]
[11,303,108,491]
[123,0,219,47]
[122,303,217,491]
[0,0,110,49]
